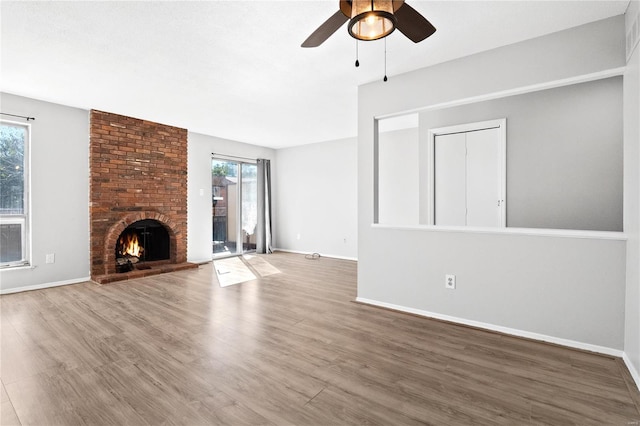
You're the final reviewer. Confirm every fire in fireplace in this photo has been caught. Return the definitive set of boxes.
[119,232,143,258]
[115,219,170,272]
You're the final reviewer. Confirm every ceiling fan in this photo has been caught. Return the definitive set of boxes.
[301,0,436,47]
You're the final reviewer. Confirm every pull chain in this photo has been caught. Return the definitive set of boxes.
[355,40,360,67]
[383,37,388,82]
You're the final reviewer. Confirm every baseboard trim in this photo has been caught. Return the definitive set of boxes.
[273,248,357,261]
[355,297,624,358]
[1,277,91,295]
[623,352,640,392]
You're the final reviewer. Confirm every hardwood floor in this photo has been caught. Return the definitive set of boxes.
[1,252,639,425]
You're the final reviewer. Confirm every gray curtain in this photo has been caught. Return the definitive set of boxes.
[256,159,272,253]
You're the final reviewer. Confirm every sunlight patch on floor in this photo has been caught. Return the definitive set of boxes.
[213,255,281,287]
[243,254,281,277]
[214,257,256,287]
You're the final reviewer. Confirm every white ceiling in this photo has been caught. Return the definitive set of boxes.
[0,1,629,148]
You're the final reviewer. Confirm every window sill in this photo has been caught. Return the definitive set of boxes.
[371,224,627,241]
[0,263,33,272]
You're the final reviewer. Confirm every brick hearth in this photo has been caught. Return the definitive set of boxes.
[89,110,196,283]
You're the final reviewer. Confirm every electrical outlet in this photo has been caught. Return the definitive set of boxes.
[46,253,55,264]
[296,233,301,240]
[445,274,456,289]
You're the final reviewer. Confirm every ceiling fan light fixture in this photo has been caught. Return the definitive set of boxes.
[348,0,396,41]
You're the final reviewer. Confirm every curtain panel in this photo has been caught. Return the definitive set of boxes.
[256,159,272,253]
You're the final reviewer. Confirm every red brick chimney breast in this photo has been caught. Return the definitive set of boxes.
[89,110,193,283]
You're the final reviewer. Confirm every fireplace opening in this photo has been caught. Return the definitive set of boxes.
[115,219,170,273]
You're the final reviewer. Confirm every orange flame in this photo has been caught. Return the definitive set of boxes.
[119,233,143,258]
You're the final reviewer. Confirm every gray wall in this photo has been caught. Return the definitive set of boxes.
[275,137,357,259]
[378,128,419,226]
[624,0,640,388]
[0,96,280,288]
[0,93,90,292]
[187,131,276,263]
[417,77,623,231]
[358,16,627,351]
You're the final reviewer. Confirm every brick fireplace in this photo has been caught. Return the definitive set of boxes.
[89,110,196,283]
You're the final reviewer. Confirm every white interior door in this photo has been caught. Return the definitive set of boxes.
[466,128,502,227]
[434,132,466,226]
[432,121,505,227]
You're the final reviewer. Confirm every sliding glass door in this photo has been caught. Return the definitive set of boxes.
[212,158,257,257]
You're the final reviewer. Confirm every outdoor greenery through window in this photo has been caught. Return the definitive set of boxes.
[0,121,29,267]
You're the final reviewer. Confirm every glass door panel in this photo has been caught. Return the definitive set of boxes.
[212,160,238,256]
[212,159,258,256]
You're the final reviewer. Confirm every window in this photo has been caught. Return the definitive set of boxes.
[0,121,29,267]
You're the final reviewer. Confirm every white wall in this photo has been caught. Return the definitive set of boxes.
[624,0,640,388]
[187,131,275,263]
[358,16,628,352]
[275,137,357,259]
[0,93,90,293]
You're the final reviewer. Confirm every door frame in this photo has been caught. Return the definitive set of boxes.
[427,118,507,227]
[211,157,258,258]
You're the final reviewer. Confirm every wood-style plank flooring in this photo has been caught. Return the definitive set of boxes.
[1,252,639,425]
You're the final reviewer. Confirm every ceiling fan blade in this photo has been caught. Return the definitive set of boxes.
[395,3,436,43]
[301,10,349,47]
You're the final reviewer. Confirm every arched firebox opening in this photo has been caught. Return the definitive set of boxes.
[97,211,192,282]
[115,219,170,273]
